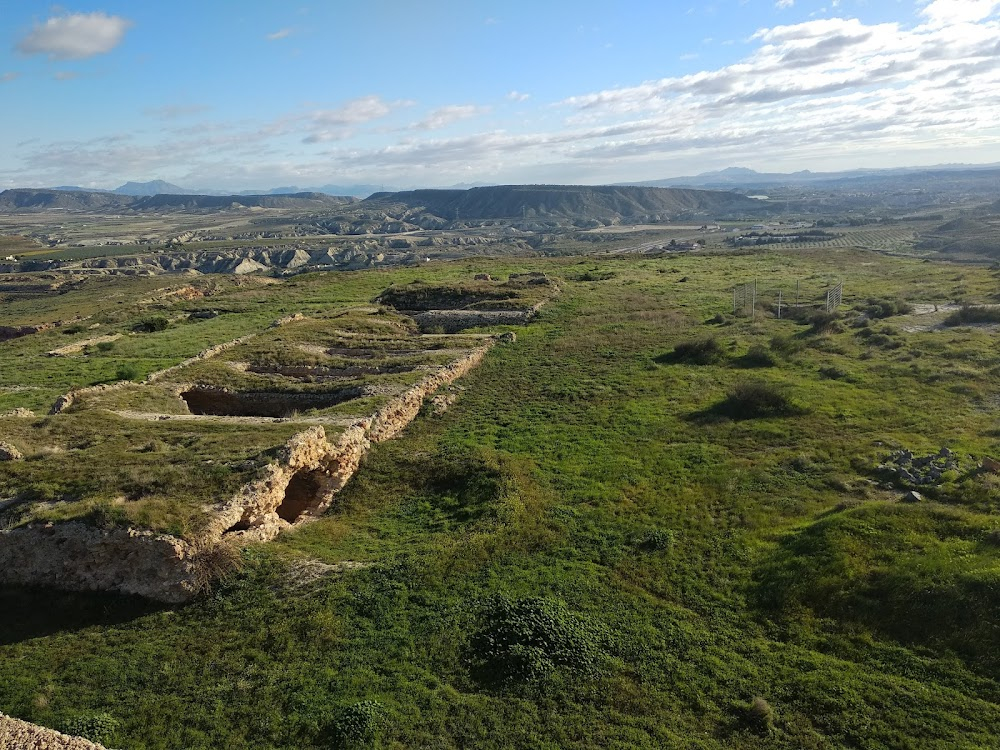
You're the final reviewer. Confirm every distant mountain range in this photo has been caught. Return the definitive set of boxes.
[44,180,386,198]
[621,163,1000,189]
[0,189,357,212]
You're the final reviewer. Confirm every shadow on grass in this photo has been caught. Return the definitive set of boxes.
[0,586,165,645]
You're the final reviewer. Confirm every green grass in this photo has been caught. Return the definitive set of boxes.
[2,249,1000,747]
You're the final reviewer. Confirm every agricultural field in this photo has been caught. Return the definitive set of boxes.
[1,248,1000,748]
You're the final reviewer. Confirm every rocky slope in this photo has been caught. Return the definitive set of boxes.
[362,184,769,222]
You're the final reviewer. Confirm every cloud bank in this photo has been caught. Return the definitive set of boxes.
[12,1,1000,188]
[17,12,132,60]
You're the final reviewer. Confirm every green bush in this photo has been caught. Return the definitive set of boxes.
[744,696,775,733]
[769,333,804,356]
[662,336,725,365]
[806,310,841,333]
[60,713,120,745]
[818,365,851,380]
[115,362,140,381]
[859,298,913,319]
[943,304,1000,326]
[134,316,169,333]
[331,700,386,748]
[636,528,676,551]
[714,380,802,420]
[95,340,116,352]
[738,344,776,368]
[471,595,610,684]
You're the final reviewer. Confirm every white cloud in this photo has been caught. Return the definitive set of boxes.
[267,28,293,40]
[298,96,412,142]
[53,71,79,81]
[920,0,1000,25]
[776,0,795,8]
[507,90,531,102]
[412,105,490,131]
[0,72,19,83]
[17,12,132,60]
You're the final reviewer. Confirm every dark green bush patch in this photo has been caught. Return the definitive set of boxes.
[944,304,1000,326]
[736,344,777,368]
[330,700,387,749]
[59,712,121,746]
[858,298,913,319]
[133,316,170,333]
[657,336,725,365]
[470,595,612,686]
[702,379,804,420]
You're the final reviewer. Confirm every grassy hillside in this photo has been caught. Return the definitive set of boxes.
[2,250,1000,748]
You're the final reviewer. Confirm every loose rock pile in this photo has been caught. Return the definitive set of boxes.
[878,447,958,486]
[0,441,23,461]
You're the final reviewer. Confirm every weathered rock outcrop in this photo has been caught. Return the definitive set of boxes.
[0,323,54,342]
[0,523,201,602]
[211,424,371,541]
[0,713,109,749]
[0,441,24,461]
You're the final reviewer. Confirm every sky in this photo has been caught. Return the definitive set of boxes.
[1,0,1000,191]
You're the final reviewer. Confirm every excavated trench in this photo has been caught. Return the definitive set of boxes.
[326,347,427,358]
[181,386,364,418]
[246,363,418,379]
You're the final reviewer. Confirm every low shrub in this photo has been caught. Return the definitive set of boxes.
[134,316,169,333]
[636,528,676,551]
[807,310,842,333]
[819,365,851,380]
[859,298,913,319]
[662,336,725,365]
[471,595,610,684]
[769,334,804,356]
[714,380,802,420]
[115,363,140,381]
[943,304,1000,326]
[738,344,776,368]
[744,697,775,733]
[95,340,116,353]
[331,700,386,749]
[60,713,120,745]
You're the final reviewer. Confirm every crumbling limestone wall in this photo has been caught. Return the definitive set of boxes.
[0,713,109,749]
[2,335,505,602]
[0,523,200,603]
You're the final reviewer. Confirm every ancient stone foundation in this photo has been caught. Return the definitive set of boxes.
[0,337,503,602]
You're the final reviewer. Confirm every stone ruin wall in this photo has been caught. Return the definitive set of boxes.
[0,337,504,603]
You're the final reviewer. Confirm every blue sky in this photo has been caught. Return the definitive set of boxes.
[2,0,1000,190]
